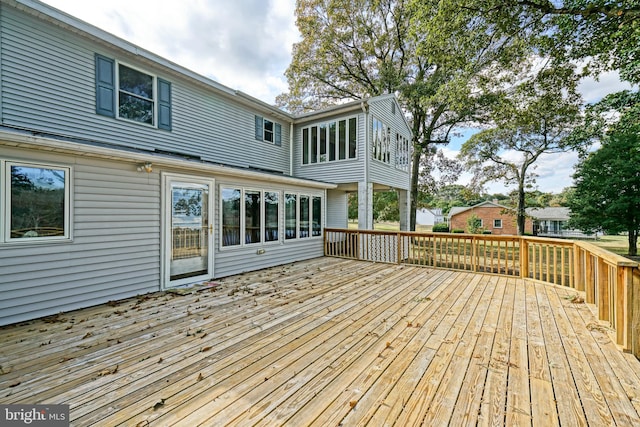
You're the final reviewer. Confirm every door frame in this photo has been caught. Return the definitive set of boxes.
[161,172,215,289]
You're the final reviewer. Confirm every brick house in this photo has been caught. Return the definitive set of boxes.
[448,201,533,235]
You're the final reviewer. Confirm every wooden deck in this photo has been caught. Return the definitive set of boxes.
[1,257,640,426]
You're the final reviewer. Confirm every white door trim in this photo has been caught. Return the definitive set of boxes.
[161,172,215,289]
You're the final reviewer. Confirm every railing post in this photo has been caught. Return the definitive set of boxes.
[573,244,583,291]
[470,236,476,272]
[520,237,529,279]
[597,258,609,321]
[585,254,595,304]
[397,232,401,264]
[432,235,437,268]
[323,229,328,256]
[617,266,631,350]
[632,268,640,358]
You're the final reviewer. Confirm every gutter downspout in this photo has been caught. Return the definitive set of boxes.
[289,121,294,176]
[360,100,370,229]
[361,100,369,183]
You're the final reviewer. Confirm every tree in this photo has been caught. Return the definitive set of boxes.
[279,0,529,230]
[549,187,575,207]
[528,0,640,85]
[506,189,553,208]
[373,191,399,222]
[453,0,640,85]
[348,193,358,222]
[458,65,584,235]
[568,130,640,256]
[424,184,484,214]
[466,214,484,234]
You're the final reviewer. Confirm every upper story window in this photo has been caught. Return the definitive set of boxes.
[95,54,172,130]
[255,115,282,146]
[302,117,357,165]
[118,64,154,125]
[2,161,71,243]
[372,117,391,164]
[494,219,503,228]
[396,133,410,172]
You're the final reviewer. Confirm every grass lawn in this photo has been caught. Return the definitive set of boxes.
[347,221,432,232]
[589,234,638,257]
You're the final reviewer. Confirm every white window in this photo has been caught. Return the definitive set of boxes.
[372,117,391,164]
[245,190,262,244]
[221,188,241,246]
[494,219,502,228]
[284,192,323,239]
[285,193,297,239]
[255,116,282,145]
[221,187,281,247]
[396,133,410,171]
[2,161,71,243]
[302,117,357,164]
[118,63,155,125]
[95,54,172,130]
[264,192,279,242]
[263,119,275,143]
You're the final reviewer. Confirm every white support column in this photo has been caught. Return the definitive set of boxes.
[399,189,410,231]
[358,181,373,230]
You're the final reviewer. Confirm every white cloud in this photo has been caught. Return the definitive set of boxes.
[42,0,299,104]
[578,70,635,104]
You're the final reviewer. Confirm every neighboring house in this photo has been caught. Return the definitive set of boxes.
[526,207,569,237]
[415,208,444,226]
[448,201,534,235]
[526,207,595,238]
[0,0,412,325]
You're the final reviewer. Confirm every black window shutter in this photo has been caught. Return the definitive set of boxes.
[95,54,115,117]
[275,123,282,146]
[255,115,263,141]
[157,78,172,131]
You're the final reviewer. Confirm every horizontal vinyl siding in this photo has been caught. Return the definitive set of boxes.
[214,240,325,278]
[369,159,409,189]
[0,6,289,174]
[326,190,348,228]
[293,112,365,183]
[0,150,160,325]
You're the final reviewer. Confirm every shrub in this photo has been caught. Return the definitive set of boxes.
[452,229,465,233]
[466,214,485,234]
[482,230,492,234]
[432,222,449,233]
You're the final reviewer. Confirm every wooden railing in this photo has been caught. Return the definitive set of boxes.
[324,228,639,357]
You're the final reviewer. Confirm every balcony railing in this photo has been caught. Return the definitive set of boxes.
[324,228,639,358]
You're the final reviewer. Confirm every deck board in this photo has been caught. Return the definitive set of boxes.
[1,257,639,426]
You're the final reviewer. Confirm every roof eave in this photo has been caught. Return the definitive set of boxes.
[0,130,337,189]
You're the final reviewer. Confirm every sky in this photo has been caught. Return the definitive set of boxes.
[42,0,634,195]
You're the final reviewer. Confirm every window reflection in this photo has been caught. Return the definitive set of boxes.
[10,165,67,239]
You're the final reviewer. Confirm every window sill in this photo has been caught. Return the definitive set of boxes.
[0,237,73,248]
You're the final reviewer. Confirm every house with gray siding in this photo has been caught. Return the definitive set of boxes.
[0,0,412,325]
